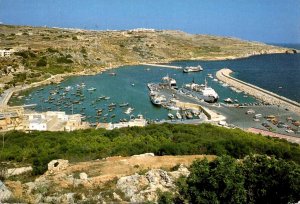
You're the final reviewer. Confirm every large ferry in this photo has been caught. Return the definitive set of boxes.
[182,79,219,103]
[162,74,177,89]
[183,65,203,73]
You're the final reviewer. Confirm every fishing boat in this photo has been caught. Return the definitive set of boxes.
[176,112,182,119]
[166,105,180,111]
[108,103,116,107]
[109,72,117,76]
[87,87,96,91]
[124,107,134,114]
[119,102,129,107]
[104,96,110,100]
[224,98,233,103]
[168,113,175,119]
[185,111,193,119]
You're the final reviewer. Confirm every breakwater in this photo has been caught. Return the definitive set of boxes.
[216,68,300,115]
[141,63,182,69]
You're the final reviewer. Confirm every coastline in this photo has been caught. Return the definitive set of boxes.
[1,51,297,107]
[216,68,300,115]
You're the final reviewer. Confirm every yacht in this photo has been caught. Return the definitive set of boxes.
[183,65,203,73]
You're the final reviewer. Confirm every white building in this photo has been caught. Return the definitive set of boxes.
[24,111,89,131]
[0,49,14,57]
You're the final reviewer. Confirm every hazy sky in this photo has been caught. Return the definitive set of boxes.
[0,0,300,43]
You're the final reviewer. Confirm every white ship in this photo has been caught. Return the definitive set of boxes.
[183,65,203,73]
[149,92,167,106]
[162,74,177,89]
[182,79,219,103]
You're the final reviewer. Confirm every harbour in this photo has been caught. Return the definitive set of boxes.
[3,54,300,138]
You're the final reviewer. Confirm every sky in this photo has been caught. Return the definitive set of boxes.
[0,0,300,43]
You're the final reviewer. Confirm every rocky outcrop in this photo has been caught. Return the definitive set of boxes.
[5,166,32,177]
[47,159,69,174]
[0,180,12,202]
[132,153,155,157]
[116,165,190,203]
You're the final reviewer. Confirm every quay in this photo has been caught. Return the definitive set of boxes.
[141,63,182,69]
[216,68,300,115]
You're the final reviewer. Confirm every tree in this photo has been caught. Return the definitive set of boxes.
[182,156,246,204]
[242,155,300,204]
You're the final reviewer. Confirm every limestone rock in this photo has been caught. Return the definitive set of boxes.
[116,173,149,198]
[6,166,33,177]
[79,172,88,180]
[116,165,190,203]
[0,180,12,202]
[113,192,123,202]
[132,153,155,157]
[169,164,190,179]
[47,159,69,173]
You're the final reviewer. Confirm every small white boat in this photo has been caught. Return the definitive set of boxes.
[168,113,175,119]
[224,98,233,103]
[125,107,134,114]
[176,112,182,119]
[87,87,96,91]
[65,86,72,91]
[166,105,180,111]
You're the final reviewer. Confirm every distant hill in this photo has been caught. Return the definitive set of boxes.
[0,24,296,87]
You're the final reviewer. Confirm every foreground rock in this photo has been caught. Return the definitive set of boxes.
[4,155,211,203]
[0,180,12,202]
[116,164,190,203]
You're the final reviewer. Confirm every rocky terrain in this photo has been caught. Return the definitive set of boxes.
[0,24,296,90]
[1,154,215,203]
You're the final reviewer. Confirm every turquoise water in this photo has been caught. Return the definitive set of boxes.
[11,53,300,123]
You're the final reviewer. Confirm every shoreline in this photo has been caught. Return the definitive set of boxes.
[216,68,300,115]
[1,51,297,107]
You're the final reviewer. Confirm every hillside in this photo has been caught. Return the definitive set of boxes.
[0,24,295,88]
[1,123,300,203]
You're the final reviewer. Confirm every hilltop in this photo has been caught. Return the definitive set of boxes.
[0,24,296,88]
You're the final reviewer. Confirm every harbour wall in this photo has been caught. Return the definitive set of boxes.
[141,63,182,69]
[174,100,225,121]
[216,68,300,115]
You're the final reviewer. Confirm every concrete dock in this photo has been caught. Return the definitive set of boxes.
[216,68,300,115]
[141,63,182,69]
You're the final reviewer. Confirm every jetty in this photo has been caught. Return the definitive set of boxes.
[141,63,182,69]
[216,68,300,115]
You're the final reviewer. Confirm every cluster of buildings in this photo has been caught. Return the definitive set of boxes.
[0,106,90,132]
[24,111,90,131]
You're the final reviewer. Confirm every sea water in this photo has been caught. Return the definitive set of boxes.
[11,53,300,123]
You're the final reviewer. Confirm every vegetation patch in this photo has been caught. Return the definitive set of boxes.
[0,124,299,176]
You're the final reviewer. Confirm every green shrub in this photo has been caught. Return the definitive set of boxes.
[36,58,47,67]
[57,56,73,64]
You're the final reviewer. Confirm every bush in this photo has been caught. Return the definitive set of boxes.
[57,56,73,64]
[175,155,300,204]
[36,58,47,67]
